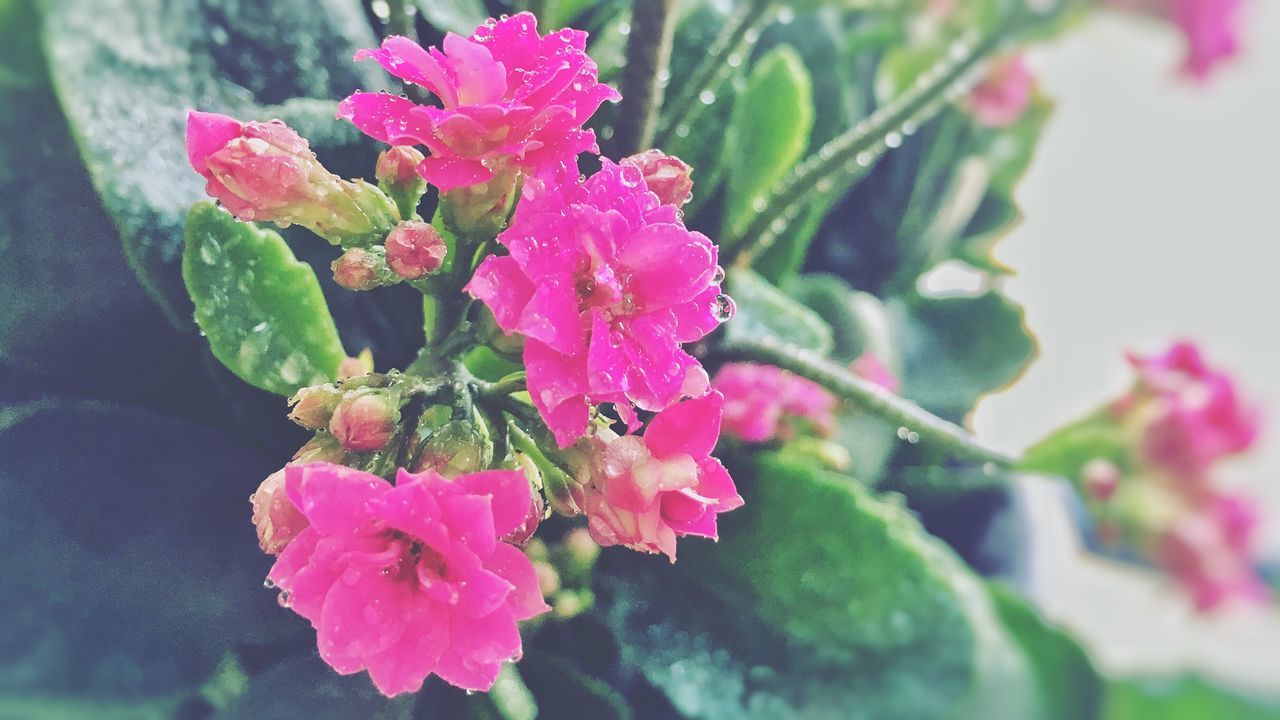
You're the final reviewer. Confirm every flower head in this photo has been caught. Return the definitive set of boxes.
[385,221,448,280]
[1155,491,1269,610]
[467,160,730,446]
[186,111,397,243]
[966,53,1033,128]
[574,392,743,561]
[1170,0,1242,79]
[714,362,837,443]
[338,13,618,193]
[267,463,549,695]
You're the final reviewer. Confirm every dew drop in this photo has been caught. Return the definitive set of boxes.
[277,590,293,608]
[263,578,276,590]
[896,426,911,440]
[885,133,903,149]
[776,6,795,23]
[856,151,873,167]
[676,125,691,138]
[618,21,631,36]
[727,53,744,68]
[907,431,920,444]
[371,0,389,20]
[751,196,767,213]
[711,265,726,284]
[711,294,736,322]
[699,90,716,105]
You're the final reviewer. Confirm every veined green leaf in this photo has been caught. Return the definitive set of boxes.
[724,268,834,355]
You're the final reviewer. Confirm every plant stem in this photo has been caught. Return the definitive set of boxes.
[652,0,772,149]
[719,337,1016,468]
[610,0,679,155]
[724,29,994,265]
[385,0,417,42]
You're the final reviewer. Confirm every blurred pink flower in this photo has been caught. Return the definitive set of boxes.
[714,362,837,443]
[1171,0,1243,79]
[338,12,618,192]
[267,463,548,695]
[967,54,1033,128]
[1156,491,1268,610]
[467,161,729,447]
[851,352,901,394]
[577,392,744,561]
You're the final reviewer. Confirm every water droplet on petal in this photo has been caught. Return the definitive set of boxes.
[711,265,726,284]
[711,294,736,322]
[263,578,276,590]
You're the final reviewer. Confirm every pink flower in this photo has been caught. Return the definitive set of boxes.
[576,392,743,561]
[267,463,549,695]
[851,352,900,394]
[385,221,448,280]
[966,54,1033,128]
[338,13,619,193]
[251,469,310,554]
[466,160,730,447]
[186,111,397,241]
[329,389,400,452]
[1155,492,1268,611]
[1170,0,1243,79]
[1129,342,1259,479]
[713,362,837,443]
[620,150,694,208]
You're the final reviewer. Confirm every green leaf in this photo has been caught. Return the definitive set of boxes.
[601,453,1039,720]
[990,584,1104,720]
[183,203,346,395]
[724,268,834,355]
[1104,676,1280,720]
[721,45,814,240]
[890,291,1037,421]
[1019,411,1133,480]
[37,0,389,325]
[414,0,486,35]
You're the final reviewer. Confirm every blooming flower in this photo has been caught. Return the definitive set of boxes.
[714,362,837,443]
[467,160,730,446]
[267,463,549,695]
[1155,491,1269,610]
[338,12,619,193]
[966,53,1033,128]
[384,221,448,280]
[1128,342,1259,479]
[574,392,743,561]
[186,111,398,243]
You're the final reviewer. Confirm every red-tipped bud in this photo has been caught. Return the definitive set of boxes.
[385,221,447,280]
[332,246,396,291]
[1081,458,1121,501]
[621,149,694,208]
[329,389,399,452]
[288,384,343,429]
[250,469,309,554]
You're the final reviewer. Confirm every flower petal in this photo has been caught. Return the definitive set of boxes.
[644,391,723,460]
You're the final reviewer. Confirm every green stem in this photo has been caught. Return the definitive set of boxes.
[719,337,1016,468]
[724,29,994,265]
[609,0,679,155]
[385,0,417,41]
[474,373,528,399]
[652,0,772,149]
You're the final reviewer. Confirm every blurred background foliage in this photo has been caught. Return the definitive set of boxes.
[0,0,1276,717]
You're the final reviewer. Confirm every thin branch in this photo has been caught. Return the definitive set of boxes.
[610,0,680,155]
[719,336,1017,468]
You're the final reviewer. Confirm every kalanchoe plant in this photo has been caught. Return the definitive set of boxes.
[5,0,1275,716]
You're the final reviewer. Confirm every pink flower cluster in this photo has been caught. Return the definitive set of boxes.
[467,159,730,447]
[714,362,838,443]
[1106,342,1267,610]
[1169,0,1243,79]
[261,463,548,695]
[967,53,1033,128]
[338,12,618,192]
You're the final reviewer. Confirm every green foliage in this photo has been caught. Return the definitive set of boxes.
[414,0,487,35]
[37,0,388,325]
[721,45,814,240]
[183,203,346,395]
[724,268,835,355]
[891,291,1037,421]
[1019,411,1133,480]
[1103,676,1280,720]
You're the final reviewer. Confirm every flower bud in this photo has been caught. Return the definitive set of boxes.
[561,526,601,574]
[413,418,493,477]
[336,348,374,381]
[376,146,428,218]
[534,562,561,597]
[186,110,399,245]
[250,469,309,554]
[500,453,545,545]
[1081,458,1121,501]
[385,221,447,280]
[332,246,398,291]
[329,388,400,452]
[966,54,1033,128]
[621,150,694,208]
[291,433,348,464]
[288,384,343,429]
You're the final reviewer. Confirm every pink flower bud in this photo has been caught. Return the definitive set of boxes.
[287,384,343,429]
[385,221,447,280]
[376,146,427,188]
[186,110,399,244]
[966,54,1033,128]
[851,352,901,394]
[1081,458,1121,501]
[336,348,374,381]
[329,389,399,452]
[250,469,309,554]
[332,246,396,291]
[620,150,694,208]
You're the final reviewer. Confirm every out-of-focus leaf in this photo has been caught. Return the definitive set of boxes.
[1104,676,1280,720]
[211,655,413,720]
[520,654,632,720]
[890,291,1037,421]
[38,0,389,325]
[724,268,834,355]
[1019,411,1132,480]
[413,0,486,35]
[721,45,813,241]
[601,453,1040,720]
[990,584,1104,720]
[183,203,346,396]
[0,400,295,705]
